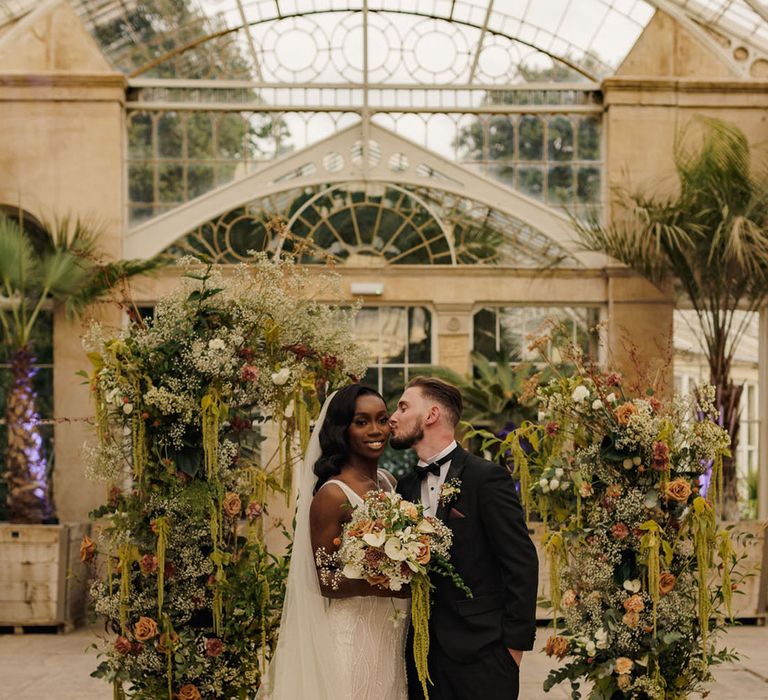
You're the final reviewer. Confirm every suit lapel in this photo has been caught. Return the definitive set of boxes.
[435,445,469,521]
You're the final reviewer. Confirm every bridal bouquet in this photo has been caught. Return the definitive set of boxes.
[317,490,469,698]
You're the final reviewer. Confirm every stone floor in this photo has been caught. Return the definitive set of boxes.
[1,623,767,699]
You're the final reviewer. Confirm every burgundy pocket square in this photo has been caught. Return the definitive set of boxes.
[448,507,466,519]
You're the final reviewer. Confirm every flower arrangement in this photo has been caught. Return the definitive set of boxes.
[466,334,750,700]
[83,256,367,699]
[317,489,470,698]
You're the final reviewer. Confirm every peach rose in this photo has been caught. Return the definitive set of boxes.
[615,657,634,675]
[366,574,390,588]
[80,536,96,563]
[659,572,677,596]
[134,616,158,641]
[222,492,242,518]
[579,482,593,498]
[545,635,569,660]
[623,594,644,613]
[157,631,179,654]
[617,674,632,690]
[615,402,637,425]
[666,478,692,503]
[605,484,622,499]
[176,684,202,700]
[611,523,629,540]
[562,589,578,608]
[399,501,419,520]
[415,542,431,565]
[622,610,640,628]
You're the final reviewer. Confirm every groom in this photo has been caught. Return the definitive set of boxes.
[391,376,538,700]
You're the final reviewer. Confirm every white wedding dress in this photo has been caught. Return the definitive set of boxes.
[320,475,409,700]
[258,394,409,700]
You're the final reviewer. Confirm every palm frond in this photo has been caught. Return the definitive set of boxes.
[0,215,35,293]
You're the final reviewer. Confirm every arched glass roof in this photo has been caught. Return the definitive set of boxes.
[0,1,760,81]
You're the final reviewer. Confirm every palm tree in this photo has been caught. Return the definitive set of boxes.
[575,118,768,519]
[0,213,163,523]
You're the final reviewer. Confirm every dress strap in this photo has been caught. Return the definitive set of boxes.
[321,479,363,506]
[377,469,395,493]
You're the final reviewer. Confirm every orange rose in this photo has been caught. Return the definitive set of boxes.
[222,492,242,518]
[623,594,644,613]
[366,574,390,588]
[617,674,632,690]
[659,572,677,596]
[615,402,637,425]
[157,631,179,654]
[415,542,431,565]
[665,478,692,503]
[622,610,640,628]
[134,616,158,641]
[615,657,634,675]
[80,536,96,563]
[545,635,569,660]
[176,684,202,700]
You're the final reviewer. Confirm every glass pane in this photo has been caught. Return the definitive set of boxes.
[379,307,407,364]
[186,113,215,160]
[577,167,602,204]
[473,308,497,358]
[518,116,543,161]
[158,164,184,203]
[547,166,574,204]
[157,112,183,159]
[128,164,154,204]
[216,113,248,159]
[578,117,601,160]
[518,166,543,200]
[127,112,152,159]
[548,117,574,162]
[382,367,405,407]
[499,307,524,362]
[487,116,515,160]
[408,307,432,364]
[354,308,380,364]
[188,164,215,199]
[487,164,516,189]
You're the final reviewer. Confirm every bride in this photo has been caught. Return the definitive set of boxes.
[260,385,410,699]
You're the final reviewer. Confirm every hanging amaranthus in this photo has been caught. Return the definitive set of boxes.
[545,531,566,627]
[117,543,134,635]
[708,451,725,518]
[639,520,662,635]
[690,496,716,654]
[510,427,534,520]
[201,388,226,479]
[209,498,225,635]
[131,378,147,482]
[154,516,170,616]
[411,574,433,699]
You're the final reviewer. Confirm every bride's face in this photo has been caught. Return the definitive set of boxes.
[347,394,390,460]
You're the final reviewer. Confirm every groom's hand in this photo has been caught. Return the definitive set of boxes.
[508,649,523,667]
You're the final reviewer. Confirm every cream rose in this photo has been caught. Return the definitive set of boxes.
[222,491,242,518]
[615,657,634,675]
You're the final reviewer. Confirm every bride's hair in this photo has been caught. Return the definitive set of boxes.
[313,384,385,493]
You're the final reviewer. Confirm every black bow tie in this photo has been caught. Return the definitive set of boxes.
[414,449,456,480]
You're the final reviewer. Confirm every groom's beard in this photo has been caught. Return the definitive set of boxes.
[389,426,423,451]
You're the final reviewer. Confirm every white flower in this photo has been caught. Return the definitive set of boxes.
[585,640,597,656]
[208,338,225,351]
[623,579,641,593]
[122,403,133,415]
[362,530,386,547]
[560,481,570,491]
[342,563,363,579]
[384,537,409,561]
[284,401,295,418]
[606,393,617,403]
[572,385,590,403]
[271,367,291,385]
[591,399,603,410]
[388,606,407,625]
[537,410,547,422]
[539,478,549,489]
[595,628,609,649]
[549,478,560,490]
[555,468,564,478]
[416,519,435,534]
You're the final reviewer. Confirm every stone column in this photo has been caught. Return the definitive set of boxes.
[435,305,473,376]
[758,306,768,520]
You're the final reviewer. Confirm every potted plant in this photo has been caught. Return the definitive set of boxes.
[0,212,162,630]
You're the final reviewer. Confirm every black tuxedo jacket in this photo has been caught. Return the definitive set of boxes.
[397,445,538,661]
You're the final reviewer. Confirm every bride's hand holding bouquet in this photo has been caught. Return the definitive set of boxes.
[317,489,470,698]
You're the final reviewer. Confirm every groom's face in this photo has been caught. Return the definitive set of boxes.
[388,387,426,450]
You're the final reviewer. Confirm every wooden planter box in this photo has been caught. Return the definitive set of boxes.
[0,522,90,632]
[530,520,767,622]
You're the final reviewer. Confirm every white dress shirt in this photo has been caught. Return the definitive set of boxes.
[418,440,458,516]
